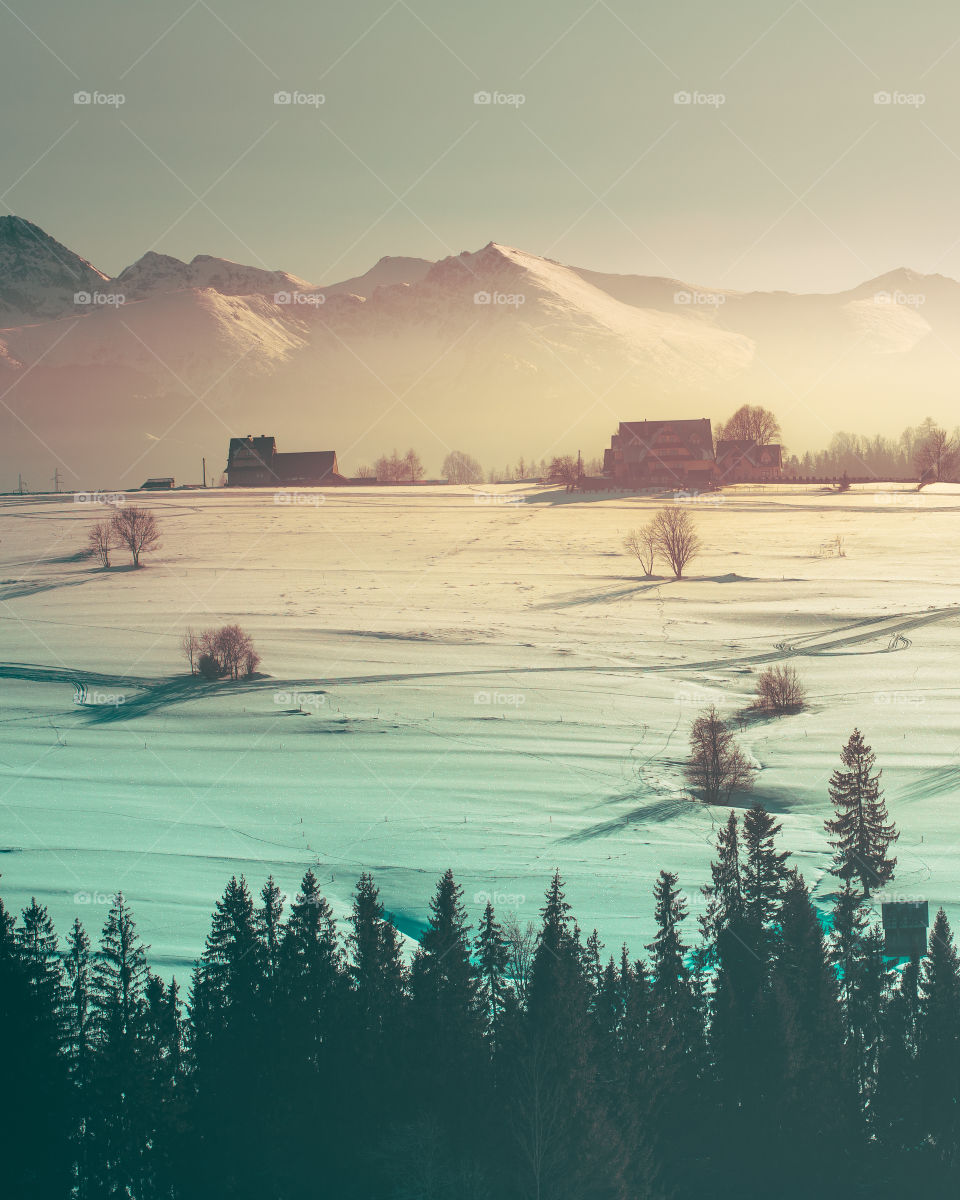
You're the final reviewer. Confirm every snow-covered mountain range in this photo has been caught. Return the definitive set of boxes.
[1,214,958,486]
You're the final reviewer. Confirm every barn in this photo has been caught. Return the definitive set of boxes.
[602,419,716,490]
[226,436,345,487]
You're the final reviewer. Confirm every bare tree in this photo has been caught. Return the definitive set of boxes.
[686,706,754,804]
[546,455,579,490]
[720,404,782,446]
[403,449,425,483]
[181,627,200,674]
[110,506,161,568]
[87,521,114,568]
[623,524,657,576]
[754,664,807,713]
[651,506,701,578]
[355,463,373,479]
[442,450,484,484]
[915,424,959,483]
[502,914,536,1007]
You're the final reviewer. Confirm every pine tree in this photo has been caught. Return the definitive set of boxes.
[475,900,510,1047]
[917,909,960,1161]
[190,875,270,1199]
[65,918,94,1199]
[256,874,285,988]
[409,871,486,1157]
[698,810,742,966]
[88,893,151,1200]
[767,871,846,1192]
[742,803,789,937]
[649,870,689,1011]
[829,883,890,1119]
[876,956,923,1161]
[825,729,898,896]
[2,897,73,1197]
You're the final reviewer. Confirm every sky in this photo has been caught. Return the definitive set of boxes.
[4,0,960,291]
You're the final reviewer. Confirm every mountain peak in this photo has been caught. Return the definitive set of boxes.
[0,215,109,324]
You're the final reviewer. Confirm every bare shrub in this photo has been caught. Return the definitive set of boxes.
[87,521,114,568]
[110,506,161,567]
[623,524,657,576]
[651,506,701,578]
[754,664,807,713]
[685,706,754,804]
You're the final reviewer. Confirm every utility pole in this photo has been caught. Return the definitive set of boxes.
[52,467,62,493]
[202,456,206,488]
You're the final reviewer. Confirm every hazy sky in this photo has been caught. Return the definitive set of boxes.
[4,0,960,290]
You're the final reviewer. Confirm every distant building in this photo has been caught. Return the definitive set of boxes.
[715,440,783,484]
[140,476,175,490]
[226,436,345,487]
[603,419,716,490]
[882,901,929,959]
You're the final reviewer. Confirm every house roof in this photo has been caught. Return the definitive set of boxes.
[617,418,715,463]
[716,440,783,468]
[274,451,340,481]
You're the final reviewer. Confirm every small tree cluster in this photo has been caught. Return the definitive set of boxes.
[182,624,260,679]
[754,664,807,713]
[86,507,161,569]
[375,449,424,483]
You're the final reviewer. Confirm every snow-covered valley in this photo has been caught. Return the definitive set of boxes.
[1,482,958,975]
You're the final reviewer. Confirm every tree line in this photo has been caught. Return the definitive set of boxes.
[2,779,953,1198]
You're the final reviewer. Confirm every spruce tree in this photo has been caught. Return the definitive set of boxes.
[65,918,94,1199]
[917,909,960,1161]
[409,870,486,1157]
[699,810,742,959]
[475,900,510,1047]
[88,893,151,1200]
[825,729,898,896]
[742,803,789,938]
[767,871,846,1192]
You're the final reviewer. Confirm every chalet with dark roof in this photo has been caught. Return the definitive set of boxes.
[226,436,345,487]
[715,440,783,484]
[603,419,716,489]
